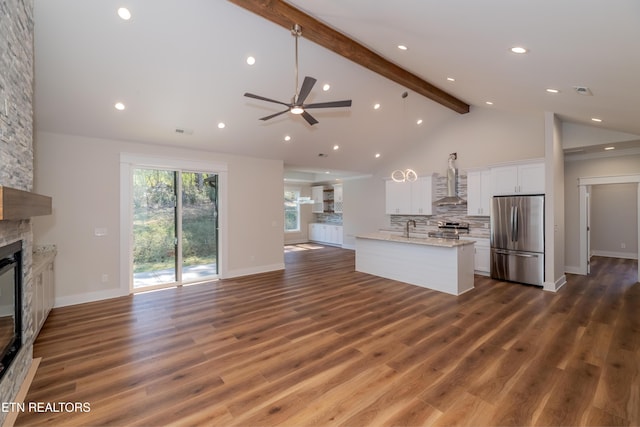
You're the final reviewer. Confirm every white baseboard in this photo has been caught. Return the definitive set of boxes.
[564,265,584,275]
[592,250,638,260]
[55,287,129,308]
[543,274,567,292]
[224,263,285,279]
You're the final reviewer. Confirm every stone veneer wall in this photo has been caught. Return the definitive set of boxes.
[0,0,36,422]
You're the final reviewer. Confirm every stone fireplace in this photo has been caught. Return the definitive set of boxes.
[0,0,38,424]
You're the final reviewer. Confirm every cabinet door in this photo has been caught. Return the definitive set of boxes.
[308,223,318,241]
[385,180,411,214]
[480,169,492,215]
[473,240,491,274]
[333,185,343,213]
[467,170,492,216]
[336,226,343,245]
[475,246,491,274]
[311,186,324,213]
[491,166,519,195]
[410,176,433,215]
[518,162,545,194]
[467,171,483,215]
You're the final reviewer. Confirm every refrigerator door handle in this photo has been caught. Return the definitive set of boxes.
[510,206,515,241]
[513,205,519,242]
[493,249,539,258]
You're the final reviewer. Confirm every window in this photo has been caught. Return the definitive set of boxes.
[284,188,300,232]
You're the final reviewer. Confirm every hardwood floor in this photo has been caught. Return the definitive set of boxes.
[15,246,640,426]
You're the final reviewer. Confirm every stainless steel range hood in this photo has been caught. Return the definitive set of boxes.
[434,153,467,206]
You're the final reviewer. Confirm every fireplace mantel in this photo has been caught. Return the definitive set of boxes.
[0,186,52,220]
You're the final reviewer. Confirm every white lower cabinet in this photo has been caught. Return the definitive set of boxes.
[33,249,56,338]
[308,223,343,246]
[461,237,490,276]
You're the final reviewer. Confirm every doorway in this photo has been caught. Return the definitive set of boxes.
[578,175,640,279]
[131,168,218,290]
[120,154,227,294]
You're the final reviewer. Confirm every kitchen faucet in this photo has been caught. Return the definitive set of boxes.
[406,220,416,237]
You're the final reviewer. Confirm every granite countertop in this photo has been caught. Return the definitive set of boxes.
[356,232,475,248]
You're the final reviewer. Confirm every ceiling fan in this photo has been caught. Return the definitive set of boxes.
[244,24,352,126]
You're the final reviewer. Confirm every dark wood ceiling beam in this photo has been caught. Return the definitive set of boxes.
[228,0,470,114]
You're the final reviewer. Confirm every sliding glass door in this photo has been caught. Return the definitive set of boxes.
[180,172,218,284]
[132,168,218,290]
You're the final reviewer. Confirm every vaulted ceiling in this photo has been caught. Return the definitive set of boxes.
[33,1,640,179]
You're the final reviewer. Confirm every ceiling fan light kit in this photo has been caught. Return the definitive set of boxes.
[243,24,352,126]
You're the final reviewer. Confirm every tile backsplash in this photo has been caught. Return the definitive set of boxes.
[388,172,490,238]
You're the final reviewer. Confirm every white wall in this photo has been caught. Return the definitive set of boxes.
[564,152,640,269]
[544,112,566,291]
[591,184,638,258]
[32,131,285,306]
[380,106,545,177]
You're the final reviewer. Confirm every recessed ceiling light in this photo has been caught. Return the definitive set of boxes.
[325,171,331,174]
[114,102,125,111]
[604,146,615,150]
[323,83,330,91]
[510,46,528,54]
[447,77,456,82]
[485,101,494,105]
[397,45,408,51]
[284,135,291,141]
[375,153,381,158]
[333,144,339,150]
[591,117,603,123]
[217,122,226,129]
[117,7,131,20]
[246,56,256,65]
[416,119,423,125]
[546,88,560,94]
[373,103,381,110]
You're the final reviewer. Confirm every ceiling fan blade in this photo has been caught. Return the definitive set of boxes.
[244,92,290,107]
[301,111,318,126]
[304,100,352,109]
[296,76,317,105]
[260,109,290,121]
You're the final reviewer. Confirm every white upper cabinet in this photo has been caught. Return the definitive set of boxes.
[466,169,492,216]
[311,185,324,213]
[410,176,434,215]
[385,180,411,214]
[385,175,433,215]
[491,161,545,195]
[333,184,343,213]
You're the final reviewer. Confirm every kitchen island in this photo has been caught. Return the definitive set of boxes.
[355,232,475,296]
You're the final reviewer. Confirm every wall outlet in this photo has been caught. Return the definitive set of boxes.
[621,243,626,249]
[101,274,109,283]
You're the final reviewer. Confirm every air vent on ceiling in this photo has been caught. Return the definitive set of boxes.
[175,128,194,135]
[573,86,593,96]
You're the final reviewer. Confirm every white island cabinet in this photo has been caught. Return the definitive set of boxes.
[355,233,475,296]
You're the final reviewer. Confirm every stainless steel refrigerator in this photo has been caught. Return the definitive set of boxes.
[490,195,544,286]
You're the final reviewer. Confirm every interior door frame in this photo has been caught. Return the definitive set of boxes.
[578,174,640,278]
[120,153,228,295]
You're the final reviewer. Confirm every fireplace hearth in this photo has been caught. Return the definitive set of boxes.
[0,241,22,380]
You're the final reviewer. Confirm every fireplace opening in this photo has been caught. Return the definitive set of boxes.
[0,240,22,380]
